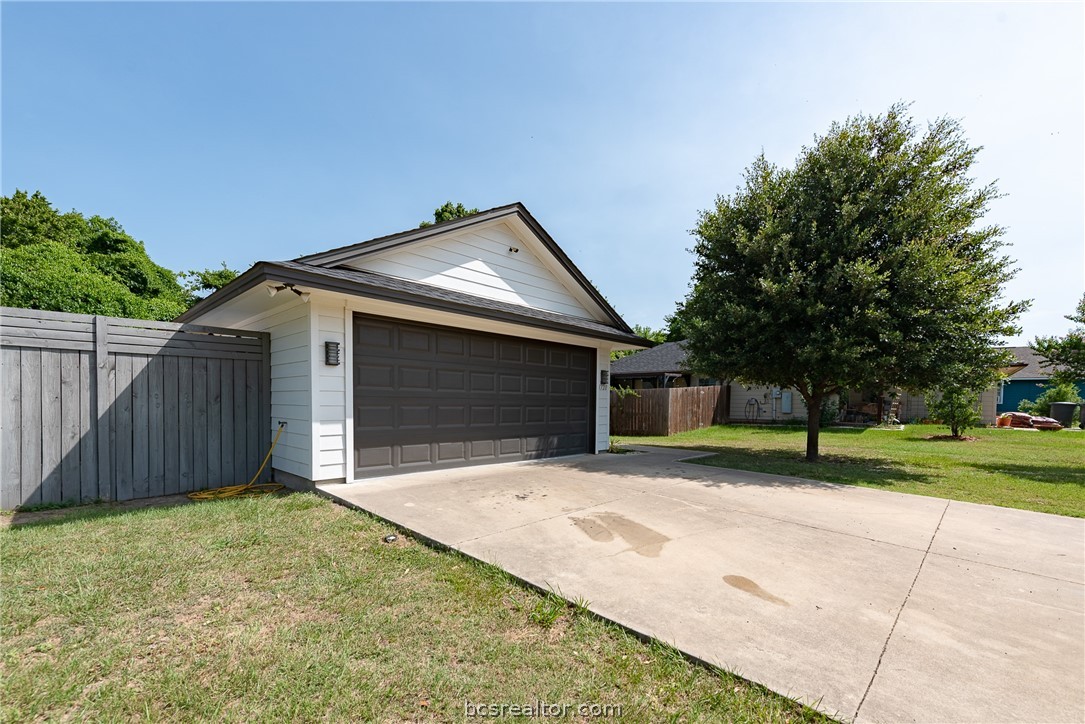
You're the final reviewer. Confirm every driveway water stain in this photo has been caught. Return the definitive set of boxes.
[571,517,614,542]
[723,575,790,606]
[570,512,669,557]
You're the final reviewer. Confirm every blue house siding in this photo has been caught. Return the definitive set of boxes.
[998,379,1085,413]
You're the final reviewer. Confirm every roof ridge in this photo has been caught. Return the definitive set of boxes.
[293,202,525,263]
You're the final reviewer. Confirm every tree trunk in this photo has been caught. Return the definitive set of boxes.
[805,393,822,462]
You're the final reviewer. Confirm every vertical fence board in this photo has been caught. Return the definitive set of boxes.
[217,360,232,484]
[131,355,150,499]
[178,356,194,493]
[232,359,246,482]
[114,354,133,501]
[1,349,22,509]
[40,350,63,503]
[95,316,113,501]
[162,356,179,495]
[246,359,260,483]
[147,356,165,498]
[78,351,97,501]
[206,358,222,486]
[60,351,81,502]
[20,349,43,505]
[192,358,208,489]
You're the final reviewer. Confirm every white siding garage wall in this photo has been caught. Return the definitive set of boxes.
[313,301,347,482]
[245,298,312,480]
[596,349,611,452]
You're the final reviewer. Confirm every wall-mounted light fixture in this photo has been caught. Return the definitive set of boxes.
[324,341,341,366]
[600,370,609,386]
[266,283,311,303]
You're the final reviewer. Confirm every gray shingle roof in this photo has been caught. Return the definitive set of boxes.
[610,341,689,376]
[1003,346,1056,380]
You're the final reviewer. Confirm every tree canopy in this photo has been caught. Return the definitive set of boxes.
[1032,294,1085,385]
[1,191,238,320]
[612,324,666,360]
[419,201,480,228]
[180,262,240,299]
[673,105,1026,460]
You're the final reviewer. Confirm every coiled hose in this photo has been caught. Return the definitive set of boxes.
[187,423,287,501]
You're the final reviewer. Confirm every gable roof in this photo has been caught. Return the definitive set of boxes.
[293,202,632,334]
[611,341,689,376]
[1002,346,1056,380]
[176,260,648,346]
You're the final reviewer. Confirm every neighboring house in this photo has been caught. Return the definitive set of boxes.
[177,203,649,486]
[997,346,1085,414]
[610,341,810,422]
[610,341,714,389]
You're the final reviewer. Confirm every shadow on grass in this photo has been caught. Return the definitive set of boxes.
[681,446,937,489]
[965,462,1085,487]
[540,442,937,491]
[1,491,294,531]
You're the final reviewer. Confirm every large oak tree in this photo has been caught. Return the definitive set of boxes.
[674,105,1027,461]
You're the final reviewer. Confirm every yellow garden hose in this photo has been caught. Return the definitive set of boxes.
[187,423,287,501]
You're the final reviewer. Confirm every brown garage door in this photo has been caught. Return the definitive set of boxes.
[353,314,594,478]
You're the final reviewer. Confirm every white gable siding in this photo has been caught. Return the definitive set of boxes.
[313,302,347,482]
[342,223,595,320]
[247,299,311,480]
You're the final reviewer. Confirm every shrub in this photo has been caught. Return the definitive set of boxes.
[1018,381,1084,417]
[925,386,982,438]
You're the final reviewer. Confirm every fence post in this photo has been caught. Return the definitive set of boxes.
[94,316,112,500]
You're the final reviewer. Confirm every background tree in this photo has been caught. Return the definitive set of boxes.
[612,324,666,360]
[674,105,1027,461]
[924,361,1001,438]
[1032,294,1085,385]
[180,262,240,299]
[2,190,191,320]
[419,201,480,228]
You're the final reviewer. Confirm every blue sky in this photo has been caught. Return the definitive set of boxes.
[3,2,1082,344]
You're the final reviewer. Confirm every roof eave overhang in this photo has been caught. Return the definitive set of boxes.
[176,262,647,347]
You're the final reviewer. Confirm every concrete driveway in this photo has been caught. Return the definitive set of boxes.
[318,447,1085,723]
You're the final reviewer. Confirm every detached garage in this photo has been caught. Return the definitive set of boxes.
[177,203,648,486]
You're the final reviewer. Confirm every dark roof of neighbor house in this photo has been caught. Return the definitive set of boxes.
[177,260,649,346]
[1002,346,1056,380]
[610,340,690,376]
[291,202,632,335]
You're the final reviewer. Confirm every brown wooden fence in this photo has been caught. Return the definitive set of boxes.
[0,307,270,509]
[610,385,729,436]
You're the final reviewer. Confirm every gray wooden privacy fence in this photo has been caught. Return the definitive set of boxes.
[0,307,271,509]
[610,385,728,437]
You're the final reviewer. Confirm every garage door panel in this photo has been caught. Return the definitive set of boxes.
[354,314,593,478]
[470,338,496,360]
[471,439,496,458]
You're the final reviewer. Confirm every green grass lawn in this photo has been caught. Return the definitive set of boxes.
[0,494,829,722]
[614,424,1084,517]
